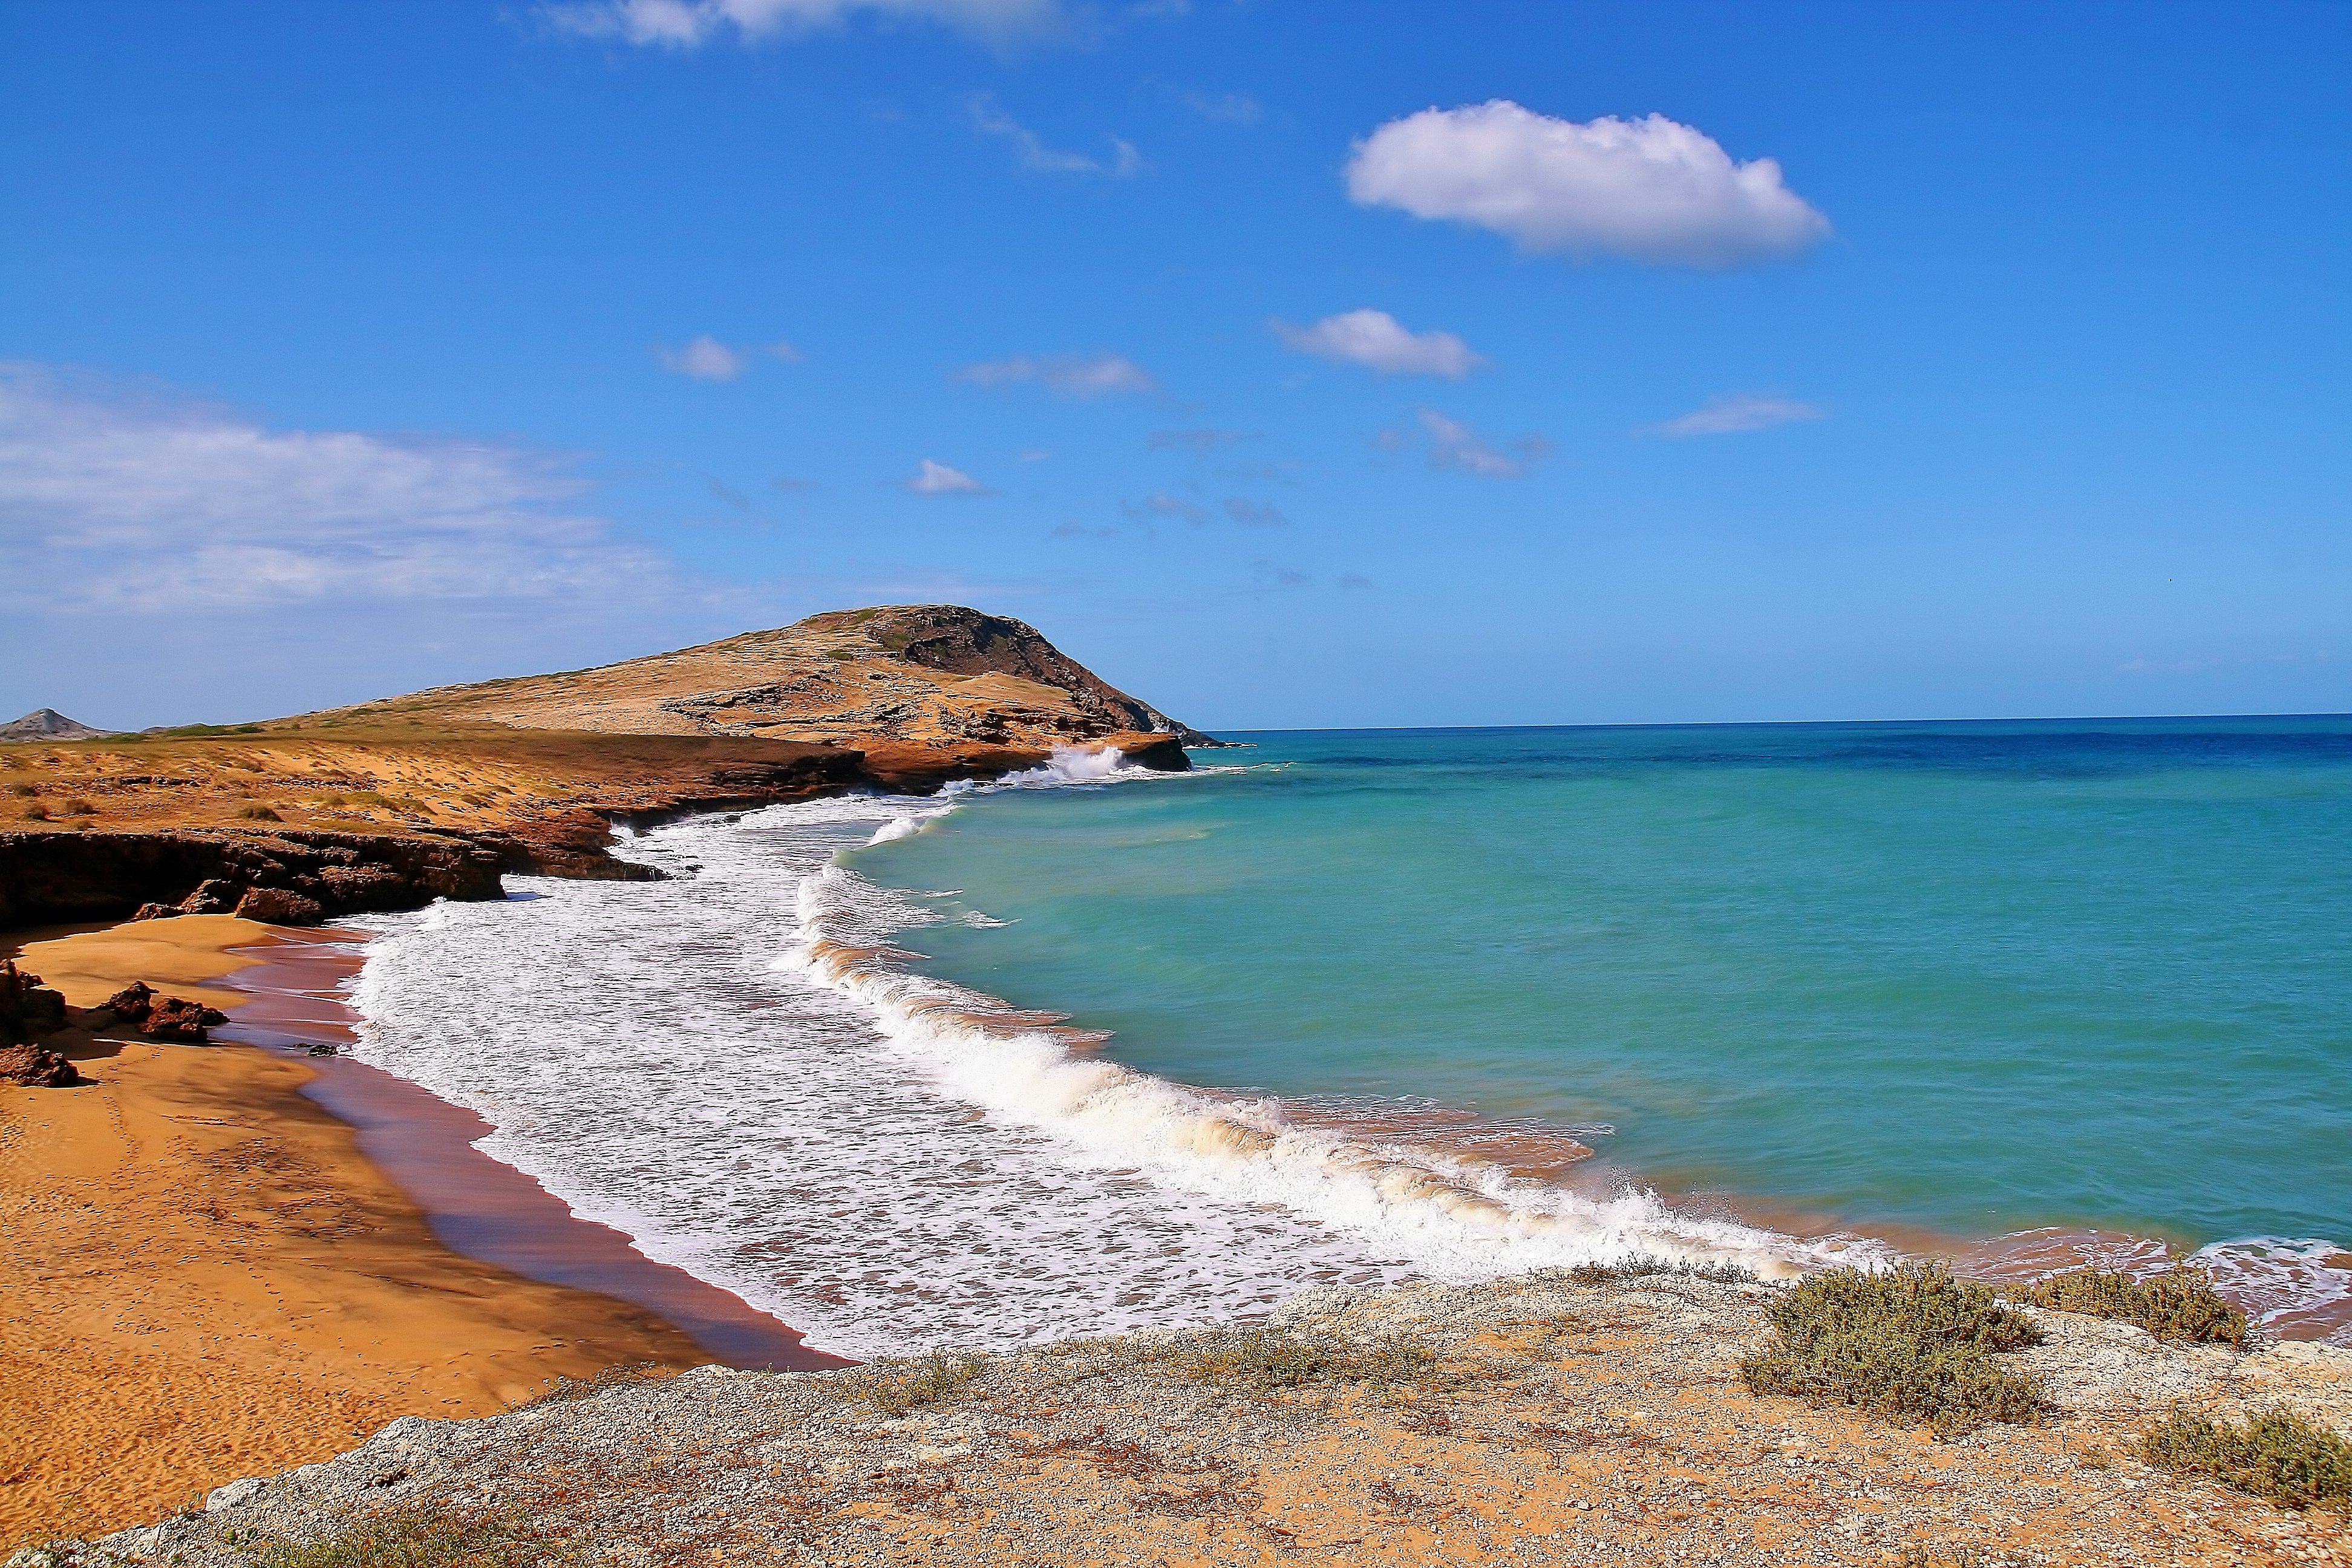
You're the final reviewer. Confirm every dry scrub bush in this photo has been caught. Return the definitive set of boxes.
[846,1348,987,1416]
[1740,1262,2045,1439]
[2013,1263,2250,1346]
[61,799,96,816]
[1178,1327,1440,1396]
[235,804,284,821]
[2138,1404,2352,1512]
[1566,1256,1759,1286]
[240,1504,577,1568]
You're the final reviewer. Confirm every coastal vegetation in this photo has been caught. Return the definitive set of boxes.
[1737,1261,2047,1438]
[2014,1262,2252,1346]
[2138,1404,2352,1511]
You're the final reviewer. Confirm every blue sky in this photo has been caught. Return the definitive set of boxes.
[2,0,2347,730]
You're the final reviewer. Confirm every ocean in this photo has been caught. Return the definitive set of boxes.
[344,718,2352,1355]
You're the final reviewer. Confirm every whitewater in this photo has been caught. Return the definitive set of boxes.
[342,750,1832,1357]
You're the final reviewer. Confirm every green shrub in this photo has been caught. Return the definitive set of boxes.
[1739,1262,2046,1439]
[2013,1264,2250,1347]
[849,1348,987,1416]
[2139,1404,2352,1511]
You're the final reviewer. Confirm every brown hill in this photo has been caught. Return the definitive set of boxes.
[318,605,1214,753]
[0,607,1206,927]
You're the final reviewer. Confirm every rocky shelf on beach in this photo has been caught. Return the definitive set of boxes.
[31,1272,2352,1568]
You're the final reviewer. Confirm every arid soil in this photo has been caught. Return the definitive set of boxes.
[0,919,714,1544]
[62,1274,2352,1568]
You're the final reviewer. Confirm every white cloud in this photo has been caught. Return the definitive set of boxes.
[1347,101,1829,267]
[0,364,679,613]
[958,353,1155,398]
[970,97,1143,177]
[1648,393,1826,437]
[906,458,987,495]
[1122,491,1206,524]
[657,335,800,381]
[544,0,1061,48]
[1417,408,1550,479]
[1222,497,1285,528]
[1272,309,1484,379]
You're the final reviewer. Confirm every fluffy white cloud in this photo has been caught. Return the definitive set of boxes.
[544,0,1060,47]
[1347,101,1829,267]
[0,364,679,613]
[906,458,987,494]
[970,98,1143,177]
[656,336,800,381]
[1272,309,1483,378]
[1649,393,1826,437]
[959,353,1155,398]
[1415,408,1550,479]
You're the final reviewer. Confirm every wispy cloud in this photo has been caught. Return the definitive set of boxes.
[1648,393,1826,437]
[906,457,989,495]
[1181,90,1260,125]
[1252,558,1311,589]
[1149,428,1242,454]
[0,363,682,613]
[544,0,1063,48]
[1410,408,1551,479]
[1122,491,1206,524]
[970,96,1142,177]
[1273,309,1483,379]
[656,335,801,381]
[1348,101,1829,267]
[959,352,1155,398]
[1222,497,1286,528]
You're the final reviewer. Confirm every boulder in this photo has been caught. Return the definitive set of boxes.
[178,878,242,914]
[0,959,70,1043]
[0,1042,79,1087]
[131,901,181,921]
[235,886,324,926]
[142,996,229,1042]
[100,981,155,1026]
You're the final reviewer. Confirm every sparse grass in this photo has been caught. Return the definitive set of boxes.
[504,1361,675,1411]
[1566,1255,1760,1287]
[2013,1263,2251,1347]
[1896,1546,1985,1568]
[1178,1327,1441,1396]
[2138,1404,2352,1512]
[1739,1262,2047,1439]
[235,804,284,821]
[240,1503,577,1568]
[844,1348,988,1416]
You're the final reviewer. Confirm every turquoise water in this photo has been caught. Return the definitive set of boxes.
[851,720,2352,1274]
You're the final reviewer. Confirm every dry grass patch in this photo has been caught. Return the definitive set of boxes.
[2013,1263,2251,1346]
[2138,1404,2352,1512]
[1178,1326,1442,1396]
[504,1361,676,1411]
[843,1348,987,1416]
[236,1504,580,1568]
[1740,1262,2046,1439]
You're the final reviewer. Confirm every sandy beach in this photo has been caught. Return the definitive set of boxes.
[0,915,821,1544]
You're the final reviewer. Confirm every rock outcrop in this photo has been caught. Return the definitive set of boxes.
[95,981,227,1042]
[0,829,505,929]
[1,959,69,1043]
[0,1042,78,1086]
[0,708,113,743]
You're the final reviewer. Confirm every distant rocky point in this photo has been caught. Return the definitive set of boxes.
[0,708,114,743]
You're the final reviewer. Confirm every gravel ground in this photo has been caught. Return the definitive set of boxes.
[26,1272,2352,1567]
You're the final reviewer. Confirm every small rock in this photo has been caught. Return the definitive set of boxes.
[131,902,181,921]
[203,1477,266,1512]
[0,1043,82,1088]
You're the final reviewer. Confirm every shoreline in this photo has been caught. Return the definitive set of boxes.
[207,925,846,1373]
[0,914,837,1543]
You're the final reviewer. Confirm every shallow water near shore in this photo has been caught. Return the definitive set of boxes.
[345,718,2352,1352]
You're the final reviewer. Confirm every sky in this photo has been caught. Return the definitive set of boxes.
[2,0,2348,732]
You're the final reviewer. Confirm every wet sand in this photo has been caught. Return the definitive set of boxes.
[0,915,838,1544]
